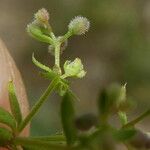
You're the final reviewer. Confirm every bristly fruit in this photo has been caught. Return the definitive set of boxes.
[68,16,90,35]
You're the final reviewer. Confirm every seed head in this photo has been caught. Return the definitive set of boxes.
[68,16,90,35]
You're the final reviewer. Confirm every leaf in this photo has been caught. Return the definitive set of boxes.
[0,127,13,146]
[32,53,52,73]
[0,107,16,130]
[113,128,137,141]
[8,81,22,125]
[27,24,53,44]
[61,92,77,145]
[98,89,109,115]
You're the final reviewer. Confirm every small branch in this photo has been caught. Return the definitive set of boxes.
[123,109,150,128]
[18,77,59,132]
[60,31,72,44]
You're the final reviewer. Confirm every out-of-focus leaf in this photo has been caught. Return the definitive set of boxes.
[8,81,22,125]
[61,92,77,145]
[0,107,16,130]
[98,89,108,115]
[113,128,136,141]
[98,84,130,117]
[98,89,110,123]
[0,127,13,146]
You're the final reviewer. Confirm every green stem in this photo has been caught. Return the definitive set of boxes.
[14,137,67,150]
[61,31,72,43]
[18,77,59,132]
[123,109,150,128]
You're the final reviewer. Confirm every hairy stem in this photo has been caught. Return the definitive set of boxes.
[60,31,72,43]
[55,43,61,68]
[18,77,59,132]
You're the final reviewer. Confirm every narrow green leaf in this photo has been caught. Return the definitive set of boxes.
[98,89,108,115]
[32,53,52,73]
[0,127,13,146]
[61,92,77,145]
[98,89,110,124]
[8,81,22,125]
[27,24,53,44]
[0,107,16,130]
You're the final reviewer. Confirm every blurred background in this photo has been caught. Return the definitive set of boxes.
[0,0,149,136]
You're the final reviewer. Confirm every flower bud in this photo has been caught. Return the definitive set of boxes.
[68,16,90,35]
[63,58,86,78]
[27,8,52,40]
[35,8,49,24]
